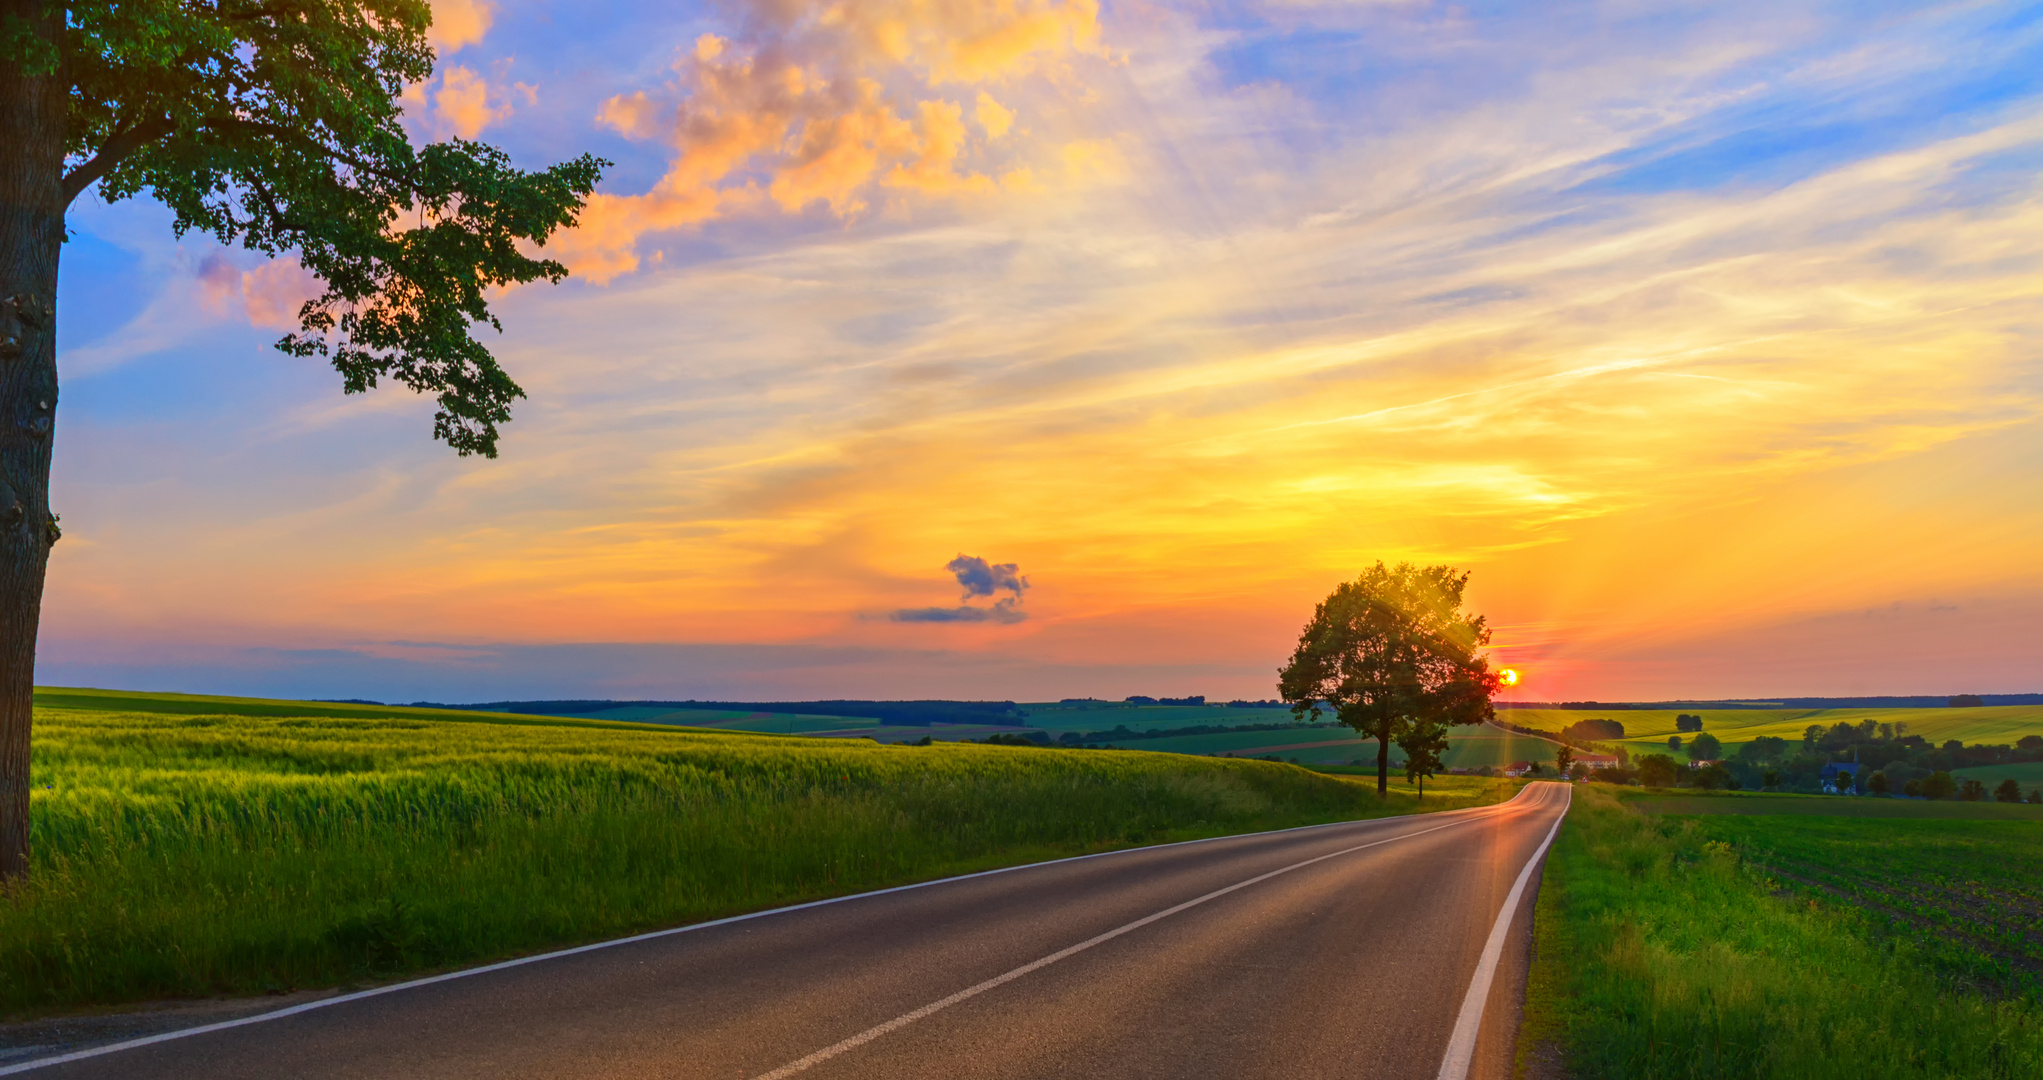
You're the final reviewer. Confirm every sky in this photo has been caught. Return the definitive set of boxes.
[38,0,2043,704]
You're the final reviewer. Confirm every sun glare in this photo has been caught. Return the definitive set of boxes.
[1498,668,1521,687]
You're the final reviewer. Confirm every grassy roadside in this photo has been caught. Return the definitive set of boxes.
[1517,785,2043,1078]
[3,693,1519,1017]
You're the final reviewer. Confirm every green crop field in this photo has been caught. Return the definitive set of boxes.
[3,687,1518,1017]
[1519,785,2043,1077]
[1956,761,2043,792]
[1502,705,2043,756]
[1022,703,1301,732]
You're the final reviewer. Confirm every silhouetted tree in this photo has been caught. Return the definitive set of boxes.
[1688,733,1722,761]
[0,1,605,884]
[1398,720,1449,797]
[1278,563,1501,795]
[1995,778,2023,803]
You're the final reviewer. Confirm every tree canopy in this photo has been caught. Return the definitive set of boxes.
[0,0,604,883]
[41,0,605,455]
[1277,562,1501,795]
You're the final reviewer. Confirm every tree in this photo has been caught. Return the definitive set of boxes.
[1959,778,1986,802]
[1867,771,1890,796]
[1692,763,1732,790]
[1922,772,1956,800]
[2029,788,2043,805]
[1832,771,1853,795]
[1667,735,1682,751]
[1278,563,1501,796]
[1995,778,2022,803]
[1762,769,1781,791]
[1397,720,1448,797]
[1637,754,1682,788]
[1554,745,1574,778]
[1675,713,1703,733]
[1688,732,1722,761]
[0,2,605,883]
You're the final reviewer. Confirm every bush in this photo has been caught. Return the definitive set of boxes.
[1921,772,1956,800]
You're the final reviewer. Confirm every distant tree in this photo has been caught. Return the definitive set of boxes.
[1832,771,1853,794]
[1555,745,1574,777]
[1638,754,1683,788]
[1278,563,1500,796]
[1738,736,1789,764]
[1943,739,1965,754]
[1904,778,1924,798]
[1675,713,1704,733]
[1803,725,1826,751]
[0,0,606,884]
[1922,772,1957,800]
[1688,733,1723,761]
[2019,735,2043,752]
[1668,735,1683,751]
[1692,763,1732,791]
[1562,718,1626,742]
[1397,720,1449,797]
[1948,694,1985,708]
[1762,769,1782,791]
[2029,788,2043,805]
[1959,778,1987,802]
[1995,778,2023,803]
[1867,771,1890,796]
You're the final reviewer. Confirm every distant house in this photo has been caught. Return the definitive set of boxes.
[1570,753,1619,775]
[1505,761,1540,777]
[1819,761,1860,794]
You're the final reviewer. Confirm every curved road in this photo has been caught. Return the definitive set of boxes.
[14,782,1571,1080]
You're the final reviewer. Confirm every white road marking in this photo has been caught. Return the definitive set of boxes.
[746,807,1520,1080]
[1435,782,1571,1080]
[0,791,1531,1076]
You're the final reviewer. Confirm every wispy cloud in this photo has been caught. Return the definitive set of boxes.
[45,0,2043,700]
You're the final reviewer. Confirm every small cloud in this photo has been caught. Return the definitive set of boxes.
[892,598,1027,624]
[427,0,494,54]
[946,554,1027,600]
[890,555,1030,623]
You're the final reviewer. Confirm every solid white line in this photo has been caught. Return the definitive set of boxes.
[746,810,1509,1080]
[1434,782,1571,1080]
[0,789,1535,1076]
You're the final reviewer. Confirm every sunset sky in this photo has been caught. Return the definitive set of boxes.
[41,0,2043,704]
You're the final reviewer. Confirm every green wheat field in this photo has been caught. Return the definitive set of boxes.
[3,687,1516,1017]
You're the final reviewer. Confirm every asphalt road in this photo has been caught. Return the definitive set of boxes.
[15,781,1572,1080]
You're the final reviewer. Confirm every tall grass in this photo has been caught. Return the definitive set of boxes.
[1526,785,2043,1078]
[3,701,1515,1015]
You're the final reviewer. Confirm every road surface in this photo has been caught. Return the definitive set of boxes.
[11,781,1572,1080]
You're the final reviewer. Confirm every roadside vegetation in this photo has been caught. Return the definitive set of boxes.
[1503,710,2043,801]
[1521,785,2043,1078]
[1,688,1516,1017]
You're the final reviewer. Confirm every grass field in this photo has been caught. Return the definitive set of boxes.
[1520,785,2043,1077]
[3,687,1518,1017]
[1630,792,2043,819]
[1503,705,2043,756]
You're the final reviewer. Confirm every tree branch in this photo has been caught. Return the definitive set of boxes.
[61,116,175,206]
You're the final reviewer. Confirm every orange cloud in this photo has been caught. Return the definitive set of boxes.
[426,0,494,54]
[561,0,1109,280]
[434,66,513,138]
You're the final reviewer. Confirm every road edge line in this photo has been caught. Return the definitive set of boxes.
[1435,782,1571,1080]
[0,785,1537,1076]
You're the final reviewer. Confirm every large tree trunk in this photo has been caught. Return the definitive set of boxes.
[0,2,65,886]
[1375,730,1389,796]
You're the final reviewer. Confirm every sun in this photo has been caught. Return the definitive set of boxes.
[1498,668,1521,687]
